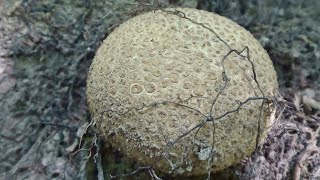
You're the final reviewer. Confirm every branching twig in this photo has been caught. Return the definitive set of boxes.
[63,129,97,179]
[94,135,105,180]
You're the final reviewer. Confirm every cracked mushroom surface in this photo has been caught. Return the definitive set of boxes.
[86,7,278,176]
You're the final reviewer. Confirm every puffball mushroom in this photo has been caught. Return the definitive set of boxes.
[86,7,278,176]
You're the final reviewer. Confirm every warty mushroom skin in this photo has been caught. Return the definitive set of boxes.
[86,7,278,176]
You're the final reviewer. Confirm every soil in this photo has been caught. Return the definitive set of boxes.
[0,0,319,180]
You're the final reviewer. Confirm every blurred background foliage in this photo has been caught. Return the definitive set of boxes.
[0,0,319,179]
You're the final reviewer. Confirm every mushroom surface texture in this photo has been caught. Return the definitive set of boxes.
[86,7,278,176]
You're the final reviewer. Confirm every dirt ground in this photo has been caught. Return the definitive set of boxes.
[0,0,319,180]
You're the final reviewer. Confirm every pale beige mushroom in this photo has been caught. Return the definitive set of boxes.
[86,7,278,176]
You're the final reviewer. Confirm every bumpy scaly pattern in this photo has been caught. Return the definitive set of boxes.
[86,7,278,176]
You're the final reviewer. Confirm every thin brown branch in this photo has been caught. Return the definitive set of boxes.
[214,97,268,121]
[167,119,207,146]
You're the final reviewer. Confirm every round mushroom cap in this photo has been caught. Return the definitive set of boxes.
[86,7,278,176]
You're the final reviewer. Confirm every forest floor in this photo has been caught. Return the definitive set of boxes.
[0,0,319,179]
